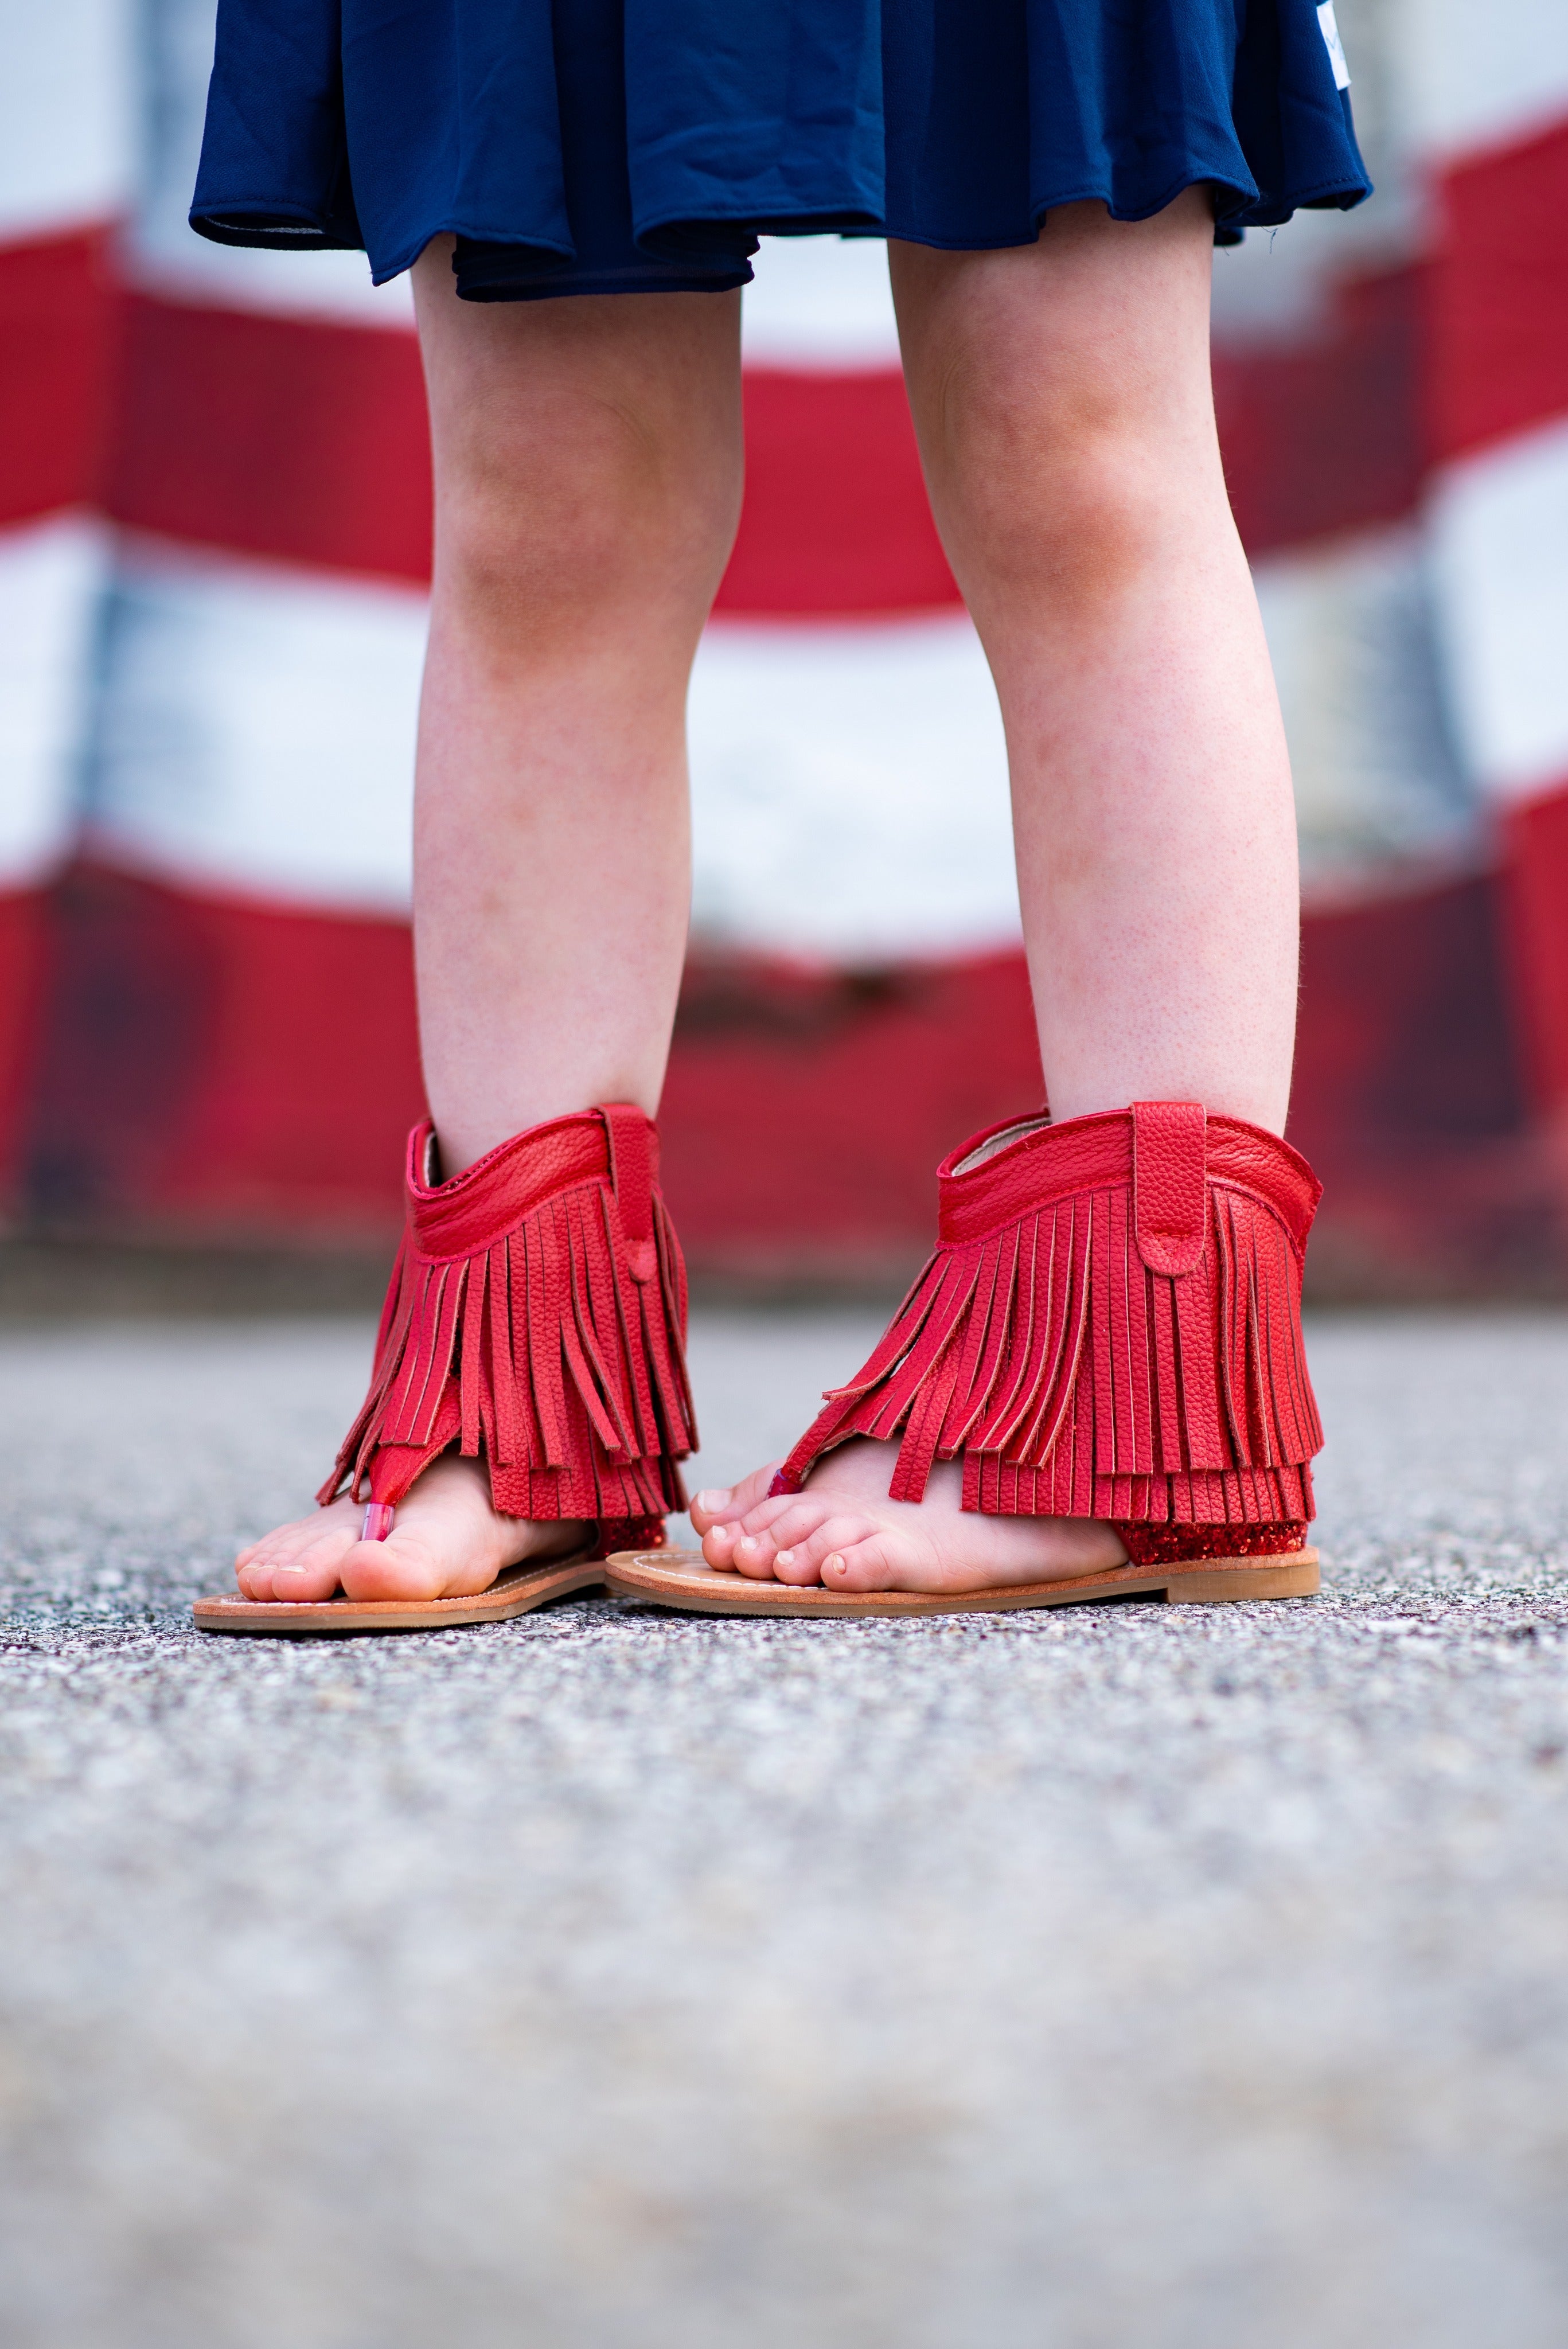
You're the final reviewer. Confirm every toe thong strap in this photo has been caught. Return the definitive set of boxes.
[319,1107,696,1547]
[775,1103,1324,1552]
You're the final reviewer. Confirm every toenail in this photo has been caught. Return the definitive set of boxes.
[824,1553,845,1575]
[775,1548,794,1568]
[697,1488,730,1512]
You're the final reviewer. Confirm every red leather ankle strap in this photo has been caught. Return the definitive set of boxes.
[1131,1101,1207,1276]
[602,1103,658,1283]
[403,1106,662,1263]
[936,1106,1320,1254]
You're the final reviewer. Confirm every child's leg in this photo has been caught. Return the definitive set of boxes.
[411,254,743,1166]
[237,249,743,1603]
[894,190,1298,1134]
[696,189,1300,1593]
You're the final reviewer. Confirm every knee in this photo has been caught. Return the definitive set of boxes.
[436,400,740,648]
[935,361,1202,616]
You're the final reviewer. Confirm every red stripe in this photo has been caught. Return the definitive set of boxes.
[1287,868,1555,1283]
[107,294,959,609]
[1500,783,1568,1115]
[22,859,1546,1284]
[717,370,957,613]
[0,885,52,1203]
[1290,872,1525,1167]
[26,862,426,1231]
[107,271,1423,598]
[0,227,121,527]
[107,293,435,584]
[1431,118,1568,462]
[1212,263,1423,556]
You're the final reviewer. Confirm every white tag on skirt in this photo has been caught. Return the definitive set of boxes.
[1316,2,1352,90]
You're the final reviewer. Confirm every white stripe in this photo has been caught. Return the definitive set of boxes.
[0,515,107,886]
[1396,0,1568,161]
[1210,204,1421,345]
[86,544,1021,952]
[89,543,424,911]
[1255,524,1483,899]
[1429,416,1568,804]
[129,228,418,330]
[130,229,418,330]
[747,216,1431,367]
[87,531,1494,942]
[689,616,1016,956]
[741,237,901,371]
[0,0,136,241]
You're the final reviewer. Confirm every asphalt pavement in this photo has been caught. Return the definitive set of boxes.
[2,1306,1567,2348]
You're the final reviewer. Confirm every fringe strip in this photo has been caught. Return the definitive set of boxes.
[779,1180,1320,1526]
[319,1181,695,1523]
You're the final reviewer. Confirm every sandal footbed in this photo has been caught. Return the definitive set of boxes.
[604,1546,1319,1616]
[192,1553,604,1636]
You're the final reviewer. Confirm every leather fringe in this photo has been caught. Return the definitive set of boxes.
[777,1105,1323,1529]
[319,1111,695,1541]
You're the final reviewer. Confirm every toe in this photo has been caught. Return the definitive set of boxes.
[238,1531,354,1603]
[263,1560,344,1603]
[239,1531,321,1580]
[236,1499,360,1577]
[734,1509,828,1572]
[689,1486,734,1535]
[702,1493,829,1574]
[735,1494,823,1545]
[728,1529,784,1580]
[701,1494,812,1567]
[337,1530,453,1602]
[778,1514,884,1585]
[700,1519,739,1567]
[818,1529,910,1593]
[689,1463,784,1534]
[235,1525,303,1574]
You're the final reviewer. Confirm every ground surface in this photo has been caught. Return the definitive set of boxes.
[2,1308,1567,2348]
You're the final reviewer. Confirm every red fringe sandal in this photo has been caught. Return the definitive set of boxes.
[195,1104,696,1633]
[606,1101,1324,1617]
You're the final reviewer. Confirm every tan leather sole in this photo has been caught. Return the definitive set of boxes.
[192,1552,604,1636]
[604,1546,1320,1617]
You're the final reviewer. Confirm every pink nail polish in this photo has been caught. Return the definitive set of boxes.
[361,1503,395,1543]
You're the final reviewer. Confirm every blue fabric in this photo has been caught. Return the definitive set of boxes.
[191,0,1371,295]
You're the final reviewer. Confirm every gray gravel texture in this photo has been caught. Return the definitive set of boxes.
[2,1307,1567,2349]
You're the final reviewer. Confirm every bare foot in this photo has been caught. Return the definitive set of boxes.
[235,1453,588,1603]
[689,1437,1127,1594]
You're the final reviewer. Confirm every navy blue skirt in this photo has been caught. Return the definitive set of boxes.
[190,0,1371,299]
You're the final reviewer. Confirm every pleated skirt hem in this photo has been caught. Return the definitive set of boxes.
[191,0,1372,295]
